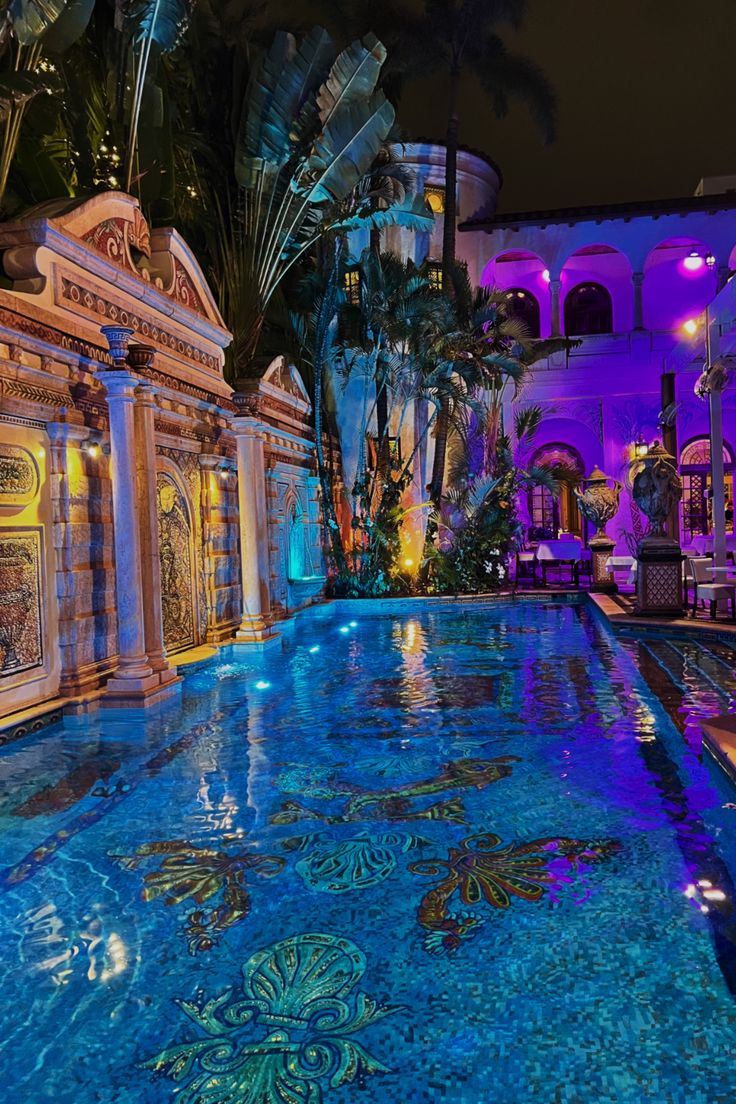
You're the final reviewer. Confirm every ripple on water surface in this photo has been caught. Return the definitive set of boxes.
[1,599,736,1103]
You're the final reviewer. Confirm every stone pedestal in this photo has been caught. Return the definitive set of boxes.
[233,416,278,642]
[634,539,684,616]
[590,536,616,593]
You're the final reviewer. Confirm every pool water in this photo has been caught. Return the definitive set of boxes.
[2,598,736,1103]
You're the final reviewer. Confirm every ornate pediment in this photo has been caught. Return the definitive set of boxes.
[261,356,311,406]
[0,192,226,330]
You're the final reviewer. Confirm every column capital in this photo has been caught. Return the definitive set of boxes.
[95,367,141,401]
[632,270,645,286]
[45,421,88,445]
[548,277,562,292]
[199,452,222,471]
[135,379,159,408]
[232,414,266,439]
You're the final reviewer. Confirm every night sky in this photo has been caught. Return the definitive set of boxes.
[281,0,736,213]
[399,0,736,212]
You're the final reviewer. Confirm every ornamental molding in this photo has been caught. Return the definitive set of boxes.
[0,304,111,365]
[154,417,216,445]
[0,192,230,343]
[141,366,237,413]
[0,377,71,409]
[56,270,220,373]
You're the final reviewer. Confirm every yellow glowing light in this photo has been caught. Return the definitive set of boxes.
[424,186,445,214]
[702,888,726,902]
[403,557,414,568]
[683,318,698,336]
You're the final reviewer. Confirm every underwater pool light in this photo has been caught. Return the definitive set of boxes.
[339,626,349,634]
[255,679,270,690]
[349,620,358,628]
[309,645,320,653]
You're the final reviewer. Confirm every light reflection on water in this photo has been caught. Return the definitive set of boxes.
[1,599,736,1102]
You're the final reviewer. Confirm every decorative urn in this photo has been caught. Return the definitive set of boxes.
[630,441,682,545]
[629,440,684,616]
[100,325,134,366]
[574,466,622,592]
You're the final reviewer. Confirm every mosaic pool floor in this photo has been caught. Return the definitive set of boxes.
[2,598,736,1103]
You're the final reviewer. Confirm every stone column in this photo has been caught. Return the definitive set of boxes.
[549,278,562,337]
[632,271,645,331]
[233,406,277,641]
[129,347,176,680]
[95,367,157,688]
[199,453,221,641]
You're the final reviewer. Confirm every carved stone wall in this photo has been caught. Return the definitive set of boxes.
[156,470,196,653]
[0,193,236,723]
[236,358,325,625]
[0,420,60,715]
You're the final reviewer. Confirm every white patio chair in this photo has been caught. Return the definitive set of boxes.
[687,557,736,621]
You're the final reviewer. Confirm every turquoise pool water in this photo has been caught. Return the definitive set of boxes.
[1,598,736,1103]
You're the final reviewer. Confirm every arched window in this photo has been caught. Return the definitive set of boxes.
[564,282,613,336]
[504,288,540,337]
[528,443,585,541]
[679,436,735,542]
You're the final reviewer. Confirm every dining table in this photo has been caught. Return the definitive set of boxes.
[535,539,582,586]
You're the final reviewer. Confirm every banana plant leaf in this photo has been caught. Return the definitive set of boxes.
[316,33,387,127]
[126,0,192,51]
[236,27,334,187]
[300,95,395,204]
[0,69,59,117]
[7,0,68,45]
[42,0,94,53]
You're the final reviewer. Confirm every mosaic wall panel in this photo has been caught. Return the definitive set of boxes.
[156,473,195,653]
[0,529,43,676]
[0,446,38,507]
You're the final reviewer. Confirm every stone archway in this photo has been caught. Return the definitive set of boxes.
[156,469,196,653]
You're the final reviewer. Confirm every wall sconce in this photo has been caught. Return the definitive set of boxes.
[633,437,649,460]
[683,251,704,272]
[81,437,107,458]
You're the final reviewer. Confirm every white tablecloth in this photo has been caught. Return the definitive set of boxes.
[605,556,637,584]
[536,540,582,561]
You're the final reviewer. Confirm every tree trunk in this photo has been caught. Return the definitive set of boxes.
[428,67,461,510]
[371,228,390,479]
[441,67,460,282]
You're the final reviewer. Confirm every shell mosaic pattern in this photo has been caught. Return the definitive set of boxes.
[2,601,736,1102]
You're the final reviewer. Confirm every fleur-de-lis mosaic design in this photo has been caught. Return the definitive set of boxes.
[410,832,621,955]
[285,831,428,893]
[110,839,284,953]
[144,932,400,1103]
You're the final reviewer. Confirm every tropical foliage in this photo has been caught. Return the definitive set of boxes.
[292,249,447,596]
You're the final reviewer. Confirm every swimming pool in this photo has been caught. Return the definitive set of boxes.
[1,597,736,1103]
